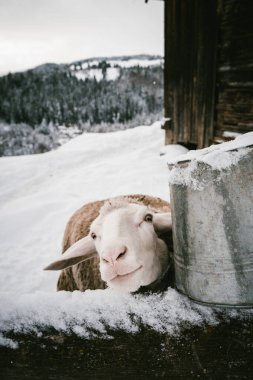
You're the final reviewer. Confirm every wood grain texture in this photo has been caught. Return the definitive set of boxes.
[1,319,252,379]
[164,0,217,148]
[215,0,253,137]
[164,0,253,147]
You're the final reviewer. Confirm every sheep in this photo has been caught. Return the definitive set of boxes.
[45,194,174,293]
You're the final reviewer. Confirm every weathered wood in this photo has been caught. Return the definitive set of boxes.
[164,0,218,148]
[164,0,253,148]
[1,320,253,379]
[214,0,253,138]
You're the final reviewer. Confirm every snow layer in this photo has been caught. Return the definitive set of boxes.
[0,122,172,295]
[0,123,251,348]
[0,289,218,343]
[73,67,120,82]
[168,132,253,168]
[0,122,186,346]
[76,58,163,70]
[71,57,162,82]
[168,132,253,190]
[73,68,104,81]
[108,58,163,68]
[160,144,189,159]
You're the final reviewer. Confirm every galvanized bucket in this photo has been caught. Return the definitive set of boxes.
[168,140,253,307]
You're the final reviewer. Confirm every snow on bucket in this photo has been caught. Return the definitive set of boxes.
[168,133,253,307]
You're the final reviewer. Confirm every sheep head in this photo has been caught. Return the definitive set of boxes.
[45,198,172,292]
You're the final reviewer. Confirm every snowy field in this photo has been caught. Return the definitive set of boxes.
[71,56,163,82]
[70,57,163,71]
[73,67,120,82]
[0,123,251,348]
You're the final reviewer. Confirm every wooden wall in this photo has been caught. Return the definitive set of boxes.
[214,0,253,140]
[164,0,253,148]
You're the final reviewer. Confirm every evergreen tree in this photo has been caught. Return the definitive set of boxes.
[0,61,163,129]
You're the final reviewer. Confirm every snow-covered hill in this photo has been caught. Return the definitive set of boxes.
[70,55,163,82]
[32,54,163,82]
[70,55,163,70]
[0,54,164,153]
[0,124,250,348]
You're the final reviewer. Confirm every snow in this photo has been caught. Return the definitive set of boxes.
[108,58,163,68]
[223,131,242,138]
[168,132,253,167]
[75,58,163,70]
[160,144,189,159]
[0,122,59,156]
[106,67,120,81]
[0,123,251,347]
[73,67,120,82]
[0,289,219,342]
[57,125,82,145]
[71,57,163,82]
[74,68,104,81]
[168,132,253,190]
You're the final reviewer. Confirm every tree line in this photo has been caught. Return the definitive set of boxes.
[0,65,163,129]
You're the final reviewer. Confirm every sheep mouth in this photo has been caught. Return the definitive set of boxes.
[110,266,143,282]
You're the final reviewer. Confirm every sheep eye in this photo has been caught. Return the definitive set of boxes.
[144,214,153,222]
[91,232,97,240]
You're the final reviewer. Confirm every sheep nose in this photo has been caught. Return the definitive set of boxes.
[102,246,127,264]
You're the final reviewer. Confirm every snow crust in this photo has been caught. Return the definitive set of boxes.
[168,132,253,190]
[0,289,218,343]
[0,123,251,348]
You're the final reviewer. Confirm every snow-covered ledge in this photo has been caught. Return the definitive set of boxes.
[168,132,253,307]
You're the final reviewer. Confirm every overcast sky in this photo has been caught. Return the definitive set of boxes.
[0,0,164,74]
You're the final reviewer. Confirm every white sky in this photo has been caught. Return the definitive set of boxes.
[0,0,164,75]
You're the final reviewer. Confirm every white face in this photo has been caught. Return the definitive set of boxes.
[89,204,169,292]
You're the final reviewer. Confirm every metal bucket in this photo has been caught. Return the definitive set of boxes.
[168,144,253,307]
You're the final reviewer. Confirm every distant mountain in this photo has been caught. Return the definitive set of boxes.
[32,54,163,74]
[0,55,164,156]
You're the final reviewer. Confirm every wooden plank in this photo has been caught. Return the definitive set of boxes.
[164,0,218,148]
[1,319,253,379]
[214,0,253,137]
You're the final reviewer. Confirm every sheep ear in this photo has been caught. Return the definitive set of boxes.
[153,212,172,234]
[44,236,97,271]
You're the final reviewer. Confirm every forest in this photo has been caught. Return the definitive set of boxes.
[0,58,163,128]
